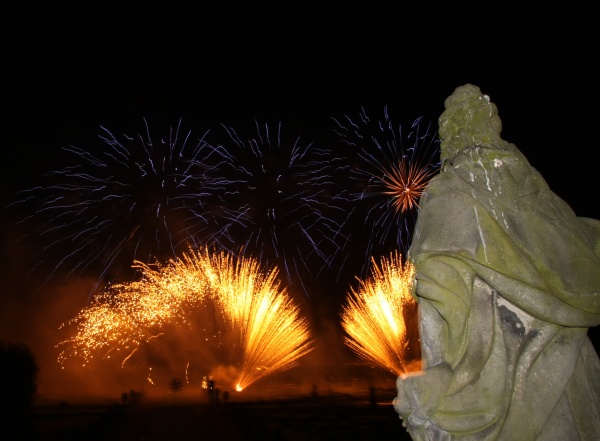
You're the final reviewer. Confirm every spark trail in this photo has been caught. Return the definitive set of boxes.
[340,251,420,376]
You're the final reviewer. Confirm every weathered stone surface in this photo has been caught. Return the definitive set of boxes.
[394,84,600,440]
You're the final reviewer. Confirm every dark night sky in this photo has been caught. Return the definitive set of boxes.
[1,30,598,398]
[2,38,597,217]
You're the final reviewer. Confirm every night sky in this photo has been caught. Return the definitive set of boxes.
[1,33,598,399]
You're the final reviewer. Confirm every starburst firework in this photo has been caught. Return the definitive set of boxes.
[9,118,215,292]
[196,120,348,295]
[331,107,440,280]
[9,118,349,298]
[381,152,436,215]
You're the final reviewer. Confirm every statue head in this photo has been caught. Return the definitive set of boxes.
[438,84,506,163]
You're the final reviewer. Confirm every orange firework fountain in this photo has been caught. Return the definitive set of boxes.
[341,251,420,376]
[56,247,314,392]
[204,249,314,391]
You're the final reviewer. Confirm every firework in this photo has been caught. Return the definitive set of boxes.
[9,118,350,297]
[195,120,349,295]
[56,250,213,366]
[208,249,313,390]
[340,251,419,376]
[331,107,440,280]
[57,247,314,391]
[8,118,219,292]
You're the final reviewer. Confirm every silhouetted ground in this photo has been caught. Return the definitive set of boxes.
[30,389,413,440]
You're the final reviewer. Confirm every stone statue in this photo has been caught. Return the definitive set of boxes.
[394,84,600,440]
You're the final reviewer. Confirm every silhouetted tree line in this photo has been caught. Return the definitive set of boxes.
[0,340,38,440]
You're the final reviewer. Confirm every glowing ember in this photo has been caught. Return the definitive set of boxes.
[341,251,419,376]
[56,247,314,391]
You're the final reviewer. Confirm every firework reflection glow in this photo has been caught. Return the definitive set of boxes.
[56,247,314,391]
[341,251,419,376]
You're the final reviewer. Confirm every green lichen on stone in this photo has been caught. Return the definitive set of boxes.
[438,83,508,163]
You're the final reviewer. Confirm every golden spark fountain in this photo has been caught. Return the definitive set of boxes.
[57,247,314,392]
[341,251,420,376]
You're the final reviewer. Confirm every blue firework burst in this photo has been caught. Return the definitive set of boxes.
[195,120,349,295]
[331,106,441,279]
[9,118,216,291]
